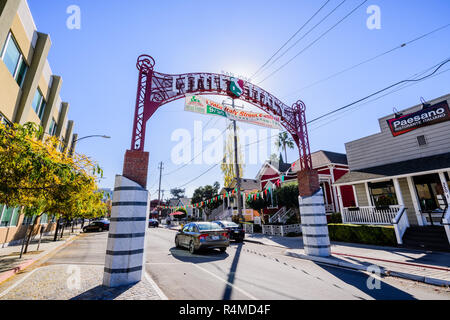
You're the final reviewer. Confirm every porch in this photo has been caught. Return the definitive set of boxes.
[334,154,450,249]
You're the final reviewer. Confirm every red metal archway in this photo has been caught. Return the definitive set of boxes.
[124,55,318,196]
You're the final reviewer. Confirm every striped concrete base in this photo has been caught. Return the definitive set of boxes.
[103,175,149,287]
[299,189,331,257]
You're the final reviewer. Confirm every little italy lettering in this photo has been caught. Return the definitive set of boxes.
[386,100,450,137]
[185,95,281,129]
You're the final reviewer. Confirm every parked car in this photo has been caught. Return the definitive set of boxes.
[149,219,159,228]
[83,220,110,233]
[213,221,245,242]
[175,222,229,254]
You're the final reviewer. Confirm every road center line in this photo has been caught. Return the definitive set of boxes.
[192,263,258,300]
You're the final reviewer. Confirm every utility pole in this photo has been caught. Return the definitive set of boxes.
[231,98,243,224]
[157,162,164,218]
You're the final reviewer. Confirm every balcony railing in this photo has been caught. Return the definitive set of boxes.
[342,205,401,225]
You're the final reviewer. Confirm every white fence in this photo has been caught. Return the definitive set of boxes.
[243,224,253,234]
[261,224,302,237]
[342,206,400,225]
[392,206,409,245]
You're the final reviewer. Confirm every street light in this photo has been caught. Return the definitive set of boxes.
[72,135,111,143]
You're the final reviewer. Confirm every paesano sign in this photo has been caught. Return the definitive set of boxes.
[386,100,450,137]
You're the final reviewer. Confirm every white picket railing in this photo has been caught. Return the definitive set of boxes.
[342,206,400,225]
[269,207,286,223]
[392,206,409,245]
[262,224,302,237]
[243,224,254,234]
[278,208,295,223]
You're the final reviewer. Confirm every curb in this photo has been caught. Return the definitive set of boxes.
[0,233,81,286]
[285,251,450,288]
[244,238,286,248]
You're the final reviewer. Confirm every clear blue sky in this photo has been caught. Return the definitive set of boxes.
[28,0,450,199]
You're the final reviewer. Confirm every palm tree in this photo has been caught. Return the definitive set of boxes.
[276,132,295,163]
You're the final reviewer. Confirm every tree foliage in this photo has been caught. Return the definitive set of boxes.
[0,122,107,222]
[275,131,295,163]
[191,182,222,215]
[170,187,185,199]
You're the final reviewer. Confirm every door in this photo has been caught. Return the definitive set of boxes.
[413,174,446,224]
[179,224,191,246]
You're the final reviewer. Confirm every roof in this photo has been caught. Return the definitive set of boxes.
[228,178,260,191]
[335,152,450,185]
[310,150,348,167]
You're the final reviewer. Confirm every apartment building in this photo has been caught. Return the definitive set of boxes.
[0,0,78,245]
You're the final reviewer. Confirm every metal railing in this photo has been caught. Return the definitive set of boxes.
[342,205,401,225]
[262,224,302,237]
[392,206,409,245]
[268,207,286,223]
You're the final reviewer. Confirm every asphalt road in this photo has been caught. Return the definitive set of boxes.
[42,228,450,300]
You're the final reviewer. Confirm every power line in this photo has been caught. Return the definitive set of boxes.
[254,0,347,81]
[258,0,368,85]
[163,127,227,176]
[250,0,331,80]
[282,22,450,98]
[178,163,220,188]
[308,57,450,124]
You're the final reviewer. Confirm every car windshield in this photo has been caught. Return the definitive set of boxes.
[221,221,239,227]
[197,222,222,231]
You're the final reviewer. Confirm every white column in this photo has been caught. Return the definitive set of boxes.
[364,182,373,206]
[406,176,424,226]
[336,186,344,213]
[438,172,450,205]
[299,189,331,257]
[352,185,359,207]
[393,178,404,206]
[103,175,149,287]
[329,165,339,212]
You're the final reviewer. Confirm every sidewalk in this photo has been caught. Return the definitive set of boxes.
[245,233,450,287]
[0,228,81,285]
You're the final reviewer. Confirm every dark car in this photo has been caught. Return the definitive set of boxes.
[83,220,110,233]
[149,219,159,228]
[175,222,229,254]
[213,221,245,242]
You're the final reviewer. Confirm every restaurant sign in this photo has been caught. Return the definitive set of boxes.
[185,95,281,129]
[386,100,450,137]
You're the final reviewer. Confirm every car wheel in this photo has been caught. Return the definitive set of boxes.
[83,228,87,233]
[220,247,226,253]
[189,241,196,254]
[98,227,103,232]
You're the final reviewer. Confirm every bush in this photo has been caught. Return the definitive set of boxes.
[327,224,396,246]
[328,213,342,224]
[253,224,262,233]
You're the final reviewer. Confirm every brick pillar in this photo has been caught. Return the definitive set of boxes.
[297,169,320,197]
[123,149,149,189]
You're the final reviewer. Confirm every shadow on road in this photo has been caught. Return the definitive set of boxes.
[315,263,417,300]
[169,247,229,264]
[222,243,243,300]
[70,283,137,300]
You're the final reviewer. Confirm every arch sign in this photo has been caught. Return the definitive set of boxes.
[127,54,316,193]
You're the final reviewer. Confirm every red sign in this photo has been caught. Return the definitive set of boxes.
[386,100,450,137]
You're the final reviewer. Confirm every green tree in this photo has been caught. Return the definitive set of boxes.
[191,182,222,219]
[274,183,300,222]
[246,196,270,224]
[170,187,185,199]
[275,131,295,163]
[0,122,106,252]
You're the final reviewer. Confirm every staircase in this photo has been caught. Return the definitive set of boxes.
[402,226,450,252]
[269,207,296,224]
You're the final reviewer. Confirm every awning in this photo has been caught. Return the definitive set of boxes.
[170,211,185,216]
[335,152,450,185]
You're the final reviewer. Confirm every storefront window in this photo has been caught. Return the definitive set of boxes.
[413,174,445,212]
[368,181,398,207]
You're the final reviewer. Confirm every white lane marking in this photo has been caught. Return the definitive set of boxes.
[192,264,258,300]
[0,266,42,298]
[144,271,169,300]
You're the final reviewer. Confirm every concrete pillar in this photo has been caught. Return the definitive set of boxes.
[336,186,344,213]
[299,188,331,257]
[103,175,149,287]
[393,178,404,206]
[438,172,450,206]
[364,182,373,206]
[63,120,74,152]
[41,76,62,135]
[0,0,21,50]
[13,32,52,124]
[406,176,424,226]
[329,165,339,212]
[55,102,69,138]
[352,185,359,207]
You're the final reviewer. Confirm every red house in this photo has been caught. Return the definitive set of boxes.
[256,151,355,221]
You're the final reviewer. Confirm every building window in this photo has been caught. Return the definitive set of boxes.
[368,181,398,207]
[49,118,57,136]
[32,89,46,120]
[0,32,28,87]
[22,215,36,225]
[0,205,20,227]
[0,113,12,126]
